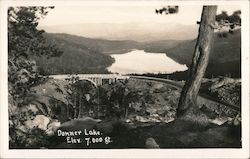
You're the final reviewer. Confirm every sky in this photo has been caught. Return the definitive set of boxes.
[38,5,240,27]
[37,4,240,41]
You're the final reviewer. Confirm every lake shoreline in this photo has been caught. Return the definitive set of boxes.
[107,49,187,75]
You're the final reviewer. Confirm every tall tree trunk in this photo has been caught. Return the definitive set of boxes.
[177,6,217,117]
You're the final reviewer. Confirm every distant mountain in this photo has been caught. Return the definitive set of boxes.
[39,23,199,42]
[144,29,241,77]
[45,33,140,55]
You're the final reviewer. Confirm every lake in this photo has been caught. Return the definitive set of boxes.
[107,50,188,74]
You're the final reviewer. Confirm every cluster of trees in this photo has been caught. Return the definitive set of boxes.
[215,10,241,37]
[216,10,241,26]
[66,79,143,120]
[8,7,62,148]
[8,7,62,99]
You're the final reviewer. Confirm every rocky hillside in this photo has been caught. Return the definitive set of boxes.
[9,76,241,148]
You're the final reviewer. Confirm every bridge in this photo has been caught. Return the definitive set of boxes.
[48,74,240,113]
[48,74,130,87]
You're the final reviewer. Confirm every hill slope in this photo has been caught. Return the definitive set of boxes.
[144,29,241,77]
[34,34,117,75]
[45,33,140,54]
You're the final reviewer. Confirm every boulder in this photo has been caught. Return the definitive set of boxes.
[208,117,228,125]
[34,115,51,130]
[45,121,61,136]
[59,117,101,131]
[25,115,50,131]
[145,137,160,148]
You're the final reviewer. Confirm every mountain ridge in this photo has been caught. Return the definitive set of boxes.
[39,23,199,42]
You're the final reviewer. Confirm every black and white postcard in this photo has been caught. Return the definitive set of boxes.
[0,0,249,158]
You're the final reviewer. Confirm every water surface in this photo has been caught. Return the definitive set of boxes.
[107,50,187,74]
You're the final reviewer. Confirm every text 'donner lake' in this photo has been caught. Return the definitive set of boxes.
[107,50,188,74]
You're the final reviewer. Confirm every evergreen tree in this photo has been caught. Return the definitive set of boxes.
[8,6,62,148]
[8,7,62,99]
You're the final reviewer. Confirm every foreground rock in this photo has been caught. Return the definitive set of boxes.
[48,116,241,149]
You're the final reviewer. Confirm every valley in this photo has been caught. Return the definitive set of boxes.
[34,29,241,78]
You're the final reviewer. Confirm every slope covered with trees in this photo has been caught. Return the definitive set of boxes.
[34,42,115,75]
[145,29,241,77]
[34,33,142,75]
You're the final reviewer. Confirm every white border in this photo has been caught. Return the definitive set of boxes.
[0,0,249,158]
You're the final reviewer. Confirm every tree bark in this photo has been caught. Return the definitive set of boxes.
[177,6,217,117]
